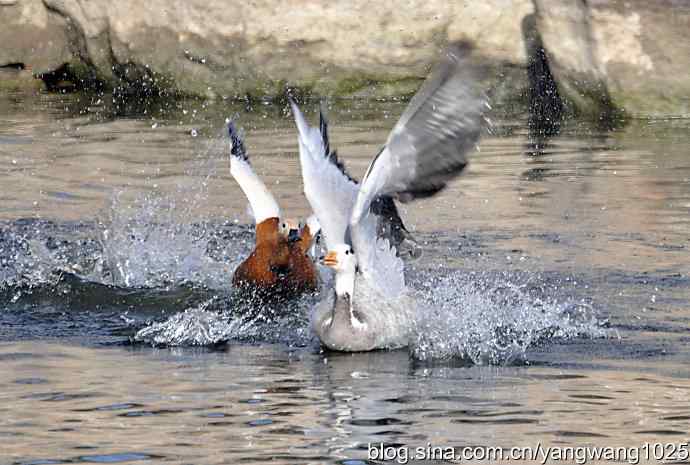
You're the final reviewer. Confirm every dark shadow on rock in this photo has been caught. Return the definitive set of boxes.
[39,62,103,93]
[529,0,627,130]
[522,13,563,153]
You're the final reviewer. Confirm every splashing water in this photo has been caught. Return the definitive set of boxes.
[0,228,53,293]
[411,269,609,364]
[130,264,607,367]
[1,129,608,364]
[133,299,234,346]
[98,190,237,289]
[1,133,249,303]
[132,269,334,348]
[133,291,318,347]
[0,221,100,297]
[1,173,608,364]
[96,134,246,290]
[1,215,608,364]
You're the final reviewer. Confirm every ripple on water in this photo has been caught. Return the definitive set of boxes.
[21,391,96,402]
[73,403,144,412]
[247,418,273,427]
[77,453,163,463]
[14,377,49,385]
[19,453,163,465]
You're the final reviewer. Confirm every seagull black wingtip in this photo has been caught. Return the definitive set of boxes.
[228,120,248,162]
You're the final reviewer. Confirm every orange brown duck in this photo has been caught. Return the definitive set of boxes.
[228,122,320,297]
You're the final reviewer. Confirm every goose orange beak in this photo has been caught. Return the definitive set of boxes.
[323,251,338,268]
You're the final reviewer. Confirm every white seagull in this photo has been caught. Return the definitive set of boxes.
[290,43,487,351]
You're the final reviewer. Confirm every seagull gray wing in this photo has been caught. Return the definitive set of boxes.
[363,42,486,205]
[313,103,416,251]
[350,43,487,279]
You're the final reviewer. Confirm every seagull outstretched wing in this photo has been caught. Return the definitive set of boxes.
[350,43,487,286]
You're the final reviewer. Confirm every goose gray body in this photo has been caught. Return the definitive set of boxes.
[312,276,416,352]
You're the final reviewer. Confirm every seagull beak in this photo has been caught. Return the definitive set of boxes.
[287,228,300,244]
[322,251,338,268]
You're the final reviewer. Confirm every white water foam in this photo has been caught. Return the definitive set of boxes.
[133,299,236,346]
[411,269,609,364]
[131,265,607,367]
[132,293,316,347]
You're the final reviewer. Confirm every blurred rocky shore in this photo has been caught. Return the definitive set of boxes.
[1,0,688,117]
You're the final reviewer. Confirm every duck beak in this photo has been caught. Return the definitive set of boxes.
[287,228,300,244]
[322,251,338,268]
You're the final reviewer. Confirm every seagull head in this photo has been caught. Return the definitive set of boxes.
[322,243,357,274]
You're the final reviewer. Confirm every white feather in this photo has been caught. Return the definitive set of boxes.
[291,101,358,251]
[354,210,405,299]
[348,147,405,297]
[229,146,281,224]
[306,214,321,237]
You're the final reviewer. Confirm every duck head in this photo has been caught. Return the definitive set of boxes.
[279,218,301,244]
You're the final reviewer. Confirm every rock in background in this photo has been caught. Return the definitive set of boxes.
[0,0,531,100]
[534,0,690,117]
[0,0,72,90]
[0,0,688,117]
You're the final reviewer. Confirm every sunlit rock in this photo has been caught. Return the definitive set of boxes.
[2,0,534,99]
[534,0,690,116]
[2,0,688,116]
